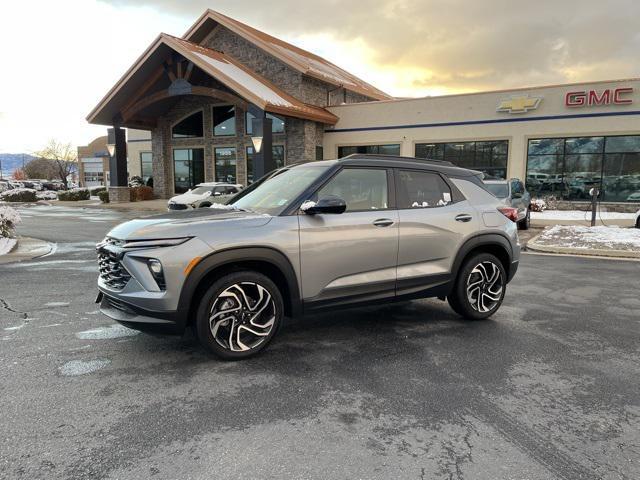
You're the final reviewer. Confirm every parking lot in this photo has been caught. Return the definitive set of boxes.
[1,205,639,480]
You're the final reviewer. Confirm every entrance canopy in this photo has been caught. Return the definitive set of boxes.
[87,33,338,129]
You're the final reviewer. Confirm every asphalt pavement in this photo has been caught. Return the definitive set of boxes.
[1,204,639,480]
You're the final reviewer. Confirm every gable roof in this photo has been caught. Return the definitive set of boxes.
[87,34,338,126]
[183,9,393,101]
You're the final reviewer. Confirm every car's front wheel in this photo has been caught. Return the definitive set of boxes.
[448,253,507,320]
[195,271,283,359]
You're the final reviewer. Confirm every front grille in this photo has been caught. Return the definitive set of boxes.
[97,245,131,290]
[168,202,188,210]
[103,295,135,315]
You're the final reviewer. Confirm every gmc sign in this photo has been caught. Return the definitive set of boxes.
[565,87,633,107]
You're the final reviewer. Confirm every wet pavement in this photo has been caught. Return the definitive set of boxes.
[1,204,639,479]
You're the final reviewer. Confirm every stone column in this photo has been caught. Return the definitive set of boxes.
[107,126,130,203]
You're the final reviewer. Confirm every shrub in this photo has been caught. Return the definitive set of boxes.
[89,186,107,195]
[98,190,110,203]
[0,188,38,203]
[58,188,90,201]
[130,186,154,202]
[530,198,547,212]
[0,205,21,238]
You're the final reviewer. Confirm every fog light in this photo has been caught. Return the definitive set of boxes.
[147,259,166,290]
[148,259,162,274]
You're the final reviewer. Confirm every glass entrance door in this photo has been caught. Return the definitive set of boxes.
[173,148,204,193]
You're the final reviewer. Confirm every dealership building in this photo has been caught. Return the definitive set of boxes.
[88,9,640,207]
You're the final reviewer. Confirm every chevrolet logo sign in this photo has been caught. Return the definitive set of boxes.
[497,95,542,113]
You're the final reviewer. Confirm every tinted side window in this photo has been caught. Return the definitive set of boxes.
[397,170,452,209]
[317,168,388,212]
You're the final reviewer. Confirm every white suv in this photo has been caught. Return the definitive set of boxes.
[167,182,242,211]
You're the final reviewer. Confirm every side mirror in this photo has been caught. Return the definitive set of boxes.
[301,196,346,215]
[512,191,522,199]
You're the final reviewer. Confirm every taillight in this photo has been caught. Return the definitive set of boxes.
[498,207,518,222]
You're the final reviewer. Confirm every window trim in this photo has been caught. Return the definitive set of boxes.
[139,150,153,180]
[212,104,237,137]
[170,109,205,140]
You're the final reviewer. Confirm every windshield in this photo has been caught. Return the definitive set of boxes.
[190,186,213,195]
[485,183,509,198]
[231,166,328,215]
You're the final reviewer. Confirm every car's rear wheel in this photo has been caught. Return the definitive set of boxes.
[518,209,530,230]
[199,202,211,208]
[448,253,506,320]
[195,271,283,359]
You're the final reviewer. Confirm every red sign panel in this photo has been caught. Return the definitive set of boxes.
[565,87,633,107]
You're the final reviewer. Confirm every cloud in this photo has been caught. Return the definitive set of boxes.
[98,0,640,93]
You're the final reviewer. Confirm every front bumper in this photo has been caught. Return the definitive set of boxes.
[96,291,188,335]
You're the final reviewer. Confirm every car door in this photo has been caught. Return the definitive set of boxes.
[395,169,479,297]
[298,167,399,308]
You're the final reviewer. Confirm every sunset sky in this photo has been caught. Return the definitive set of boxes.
[1,0,639,152]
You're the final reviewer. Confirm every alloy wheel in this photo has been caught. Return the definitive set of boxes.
[466,261,504,313]
[209,282,276,352]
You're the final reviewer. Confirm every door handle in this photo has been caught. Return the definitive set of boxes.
[455,214,473,223]
[373,218,394,227]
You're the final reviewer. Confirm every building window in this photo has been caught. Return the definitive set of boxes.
[338,144,401,157]
[172,111,203,138]
[246,145,285,183]
[526,135,640,202]
[140,151,153,184]
[215,147,237,183]
[315,146,324,161]
[213,106,236,136]
[245,112,285,135]
[173,148,204,194]
[415,140,508,179]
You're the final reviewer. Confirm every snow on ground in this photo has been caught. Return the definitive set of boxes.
[535,225,640,251]
[76,324,139,340]
[531,210,636,220]
[58,359,111,376]
[0,237,17,255]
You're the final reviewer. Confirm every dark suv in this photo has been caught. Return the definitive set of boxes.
[97,155,520,359]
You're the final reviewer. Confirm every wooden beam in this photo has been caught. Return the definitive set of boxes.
[177,61,183,79]
[119,65,165,117]
[184,62,194,82]
[163,61,176,82]
[121,86,247,121]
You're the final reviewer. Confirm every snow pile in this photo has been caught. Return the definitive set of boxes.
[209,203,240,210]
[0,188,38,203]
[0,237,17,256]
[0,205,21,237]
[531,210,636,221]
[536,225,640,251]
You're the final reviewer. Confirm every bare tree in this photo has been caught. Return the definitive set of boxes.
[34,140,78,189]
[24,158,58,180]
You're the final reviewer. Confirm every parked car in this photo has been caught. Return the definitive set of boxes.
[9,181,24,189]
[484,178,531,230]
[0,180,12,192]
[626,192,640,202]
[167,182,243,210]
[96,155,521,359]
[635,209,640,229]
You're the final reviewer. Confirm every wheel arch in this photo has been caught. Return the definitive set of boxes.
[178,247,302,325]
[451,233,514,283]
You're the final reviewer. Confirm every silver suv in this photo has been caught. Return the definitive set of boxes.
[96,155,520,359]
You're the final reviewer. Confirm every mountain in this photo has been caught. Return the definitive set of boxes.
[0,153,37,177]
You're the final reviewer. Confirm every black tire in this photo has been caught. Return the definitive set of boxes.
[199,202,211,208]
[636,217,640,229]
[447,253,507,320]
[195,271,283,360]
[518,209,530,230]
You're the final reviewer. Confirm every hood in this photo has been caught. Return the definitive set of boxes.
[107,208,272,240]
[169,192,210,204]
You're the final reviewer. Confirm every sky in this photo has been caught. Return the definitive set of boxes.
[1,0,639,153]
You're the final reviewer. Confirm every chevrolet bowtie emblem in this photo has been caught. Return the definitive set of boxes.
[496,95,542,113]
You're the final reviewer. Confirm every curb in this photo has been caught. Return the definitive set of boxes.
[0,236,55,265]
[527,232,640,259]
